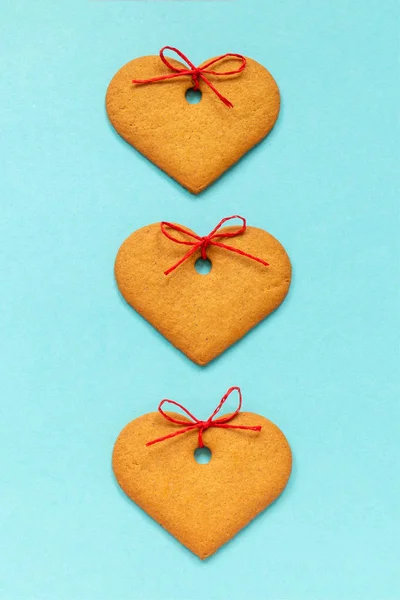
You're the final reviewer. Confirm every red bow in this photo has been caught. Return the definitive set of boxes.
[160,215,269,276]
[132,46,246,108]
[146,387,262,448]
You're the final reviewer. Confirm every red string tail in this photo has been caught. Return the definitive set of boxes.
[160,215,269,275]
[132,46,246,108]
[146,386,262,448]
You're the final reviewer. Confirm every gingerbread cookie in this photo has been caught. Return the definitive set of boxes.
[114,216,291,365]
[106,46,280,194]
[112,387,292,559]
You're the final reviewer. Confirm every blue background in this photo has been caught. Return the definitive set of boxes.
[1,1,399,598]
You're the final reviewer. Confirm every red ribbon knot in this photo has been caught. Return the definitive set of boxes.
[160,215,269,276]
[132,46,246,108]
[146,386,262,448]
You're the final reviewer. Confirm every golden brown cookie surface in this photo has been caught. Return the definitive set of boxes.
[113,410,292,559]
[114,221,291,365]
[106,54,280,193]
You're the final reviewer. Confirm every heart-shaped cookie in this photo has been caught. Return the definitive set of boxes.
[106,47,280,194]
[112,388,292,559]
[114,217,291,365]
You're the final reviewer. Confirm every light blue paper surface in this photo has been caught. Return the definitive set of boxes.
[1,1,399,598]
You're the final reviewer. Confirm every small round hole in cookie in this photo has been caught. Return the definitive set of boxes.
[194,447,212,464]
[185,88,202,104]
[195,257,212,275]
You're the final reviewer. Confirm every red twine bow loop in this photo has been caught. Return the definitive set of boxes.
[160,215,269,275]
[132,46,247,108]
[146,386,262,448]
